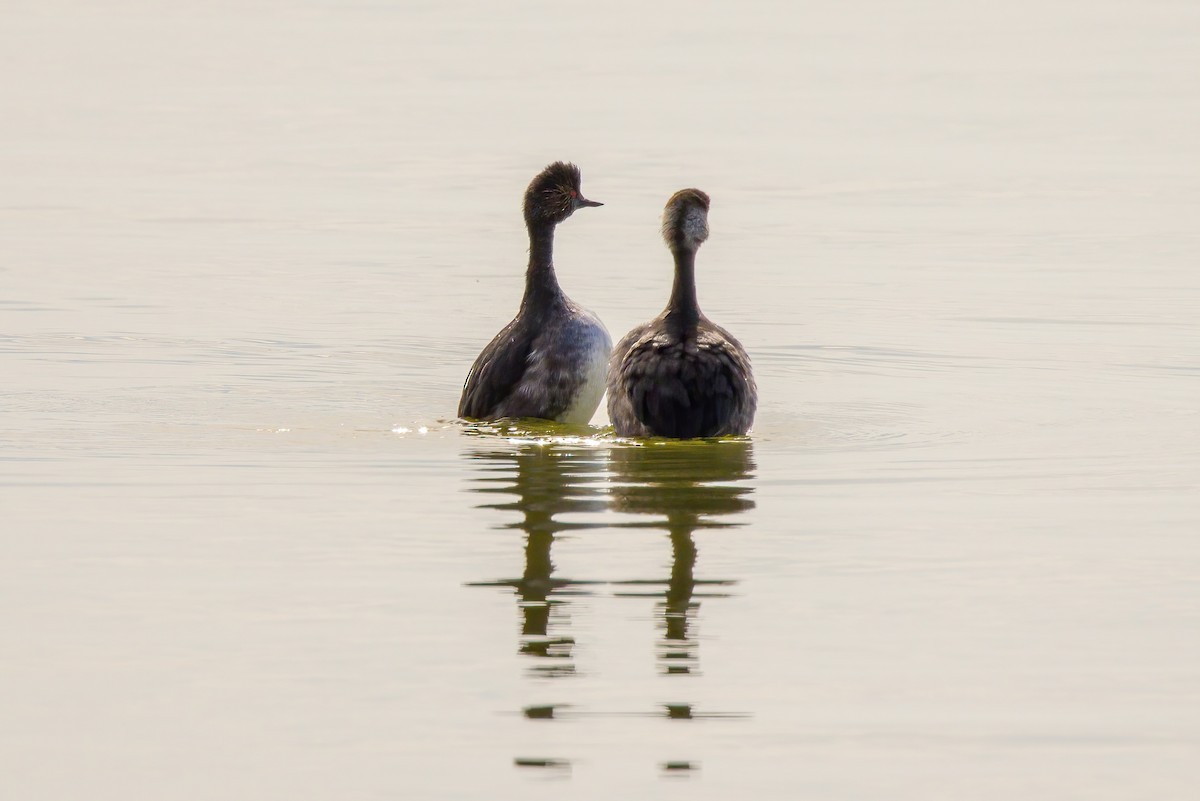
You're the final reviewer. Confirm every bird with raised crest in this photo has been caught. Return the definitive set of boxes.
[458,162,611,424]
[606,189,756,438]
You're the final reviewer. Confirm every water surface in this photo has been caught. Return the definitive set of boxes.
[3,1,1198,798]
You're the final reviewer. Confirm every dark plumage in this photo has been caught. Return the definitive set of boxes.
[606,189,756,438]
[458,162,611,424]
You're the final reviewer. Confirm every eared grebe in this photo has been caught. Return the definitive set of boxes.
[606,189,756,438]
[458,162,612,424]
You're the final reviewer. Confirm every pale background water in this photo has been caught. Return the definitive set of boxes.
[3,1,1198,798]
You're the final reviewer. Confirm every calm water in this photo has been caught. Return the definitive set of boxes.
[3,1,1199,798]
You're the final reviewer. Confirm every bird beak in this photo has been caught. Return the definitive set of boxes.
[574,195,603,209]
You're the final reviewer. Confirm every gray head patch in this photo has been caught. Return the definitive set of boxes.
[680,204,709,247]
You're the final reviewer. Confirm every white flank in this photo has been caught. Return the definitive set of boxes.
[558,332,610,425]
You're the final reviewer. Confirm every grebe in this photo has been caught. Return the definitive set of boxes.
[458,162,612,424]
[606,189,756,438]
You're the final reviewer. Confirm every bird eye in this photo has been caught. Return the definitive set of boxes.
[569,190,577,198]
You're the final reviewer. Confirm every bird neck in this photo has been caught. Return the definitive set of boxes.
[665,246,701,333]
[522,221,563,309]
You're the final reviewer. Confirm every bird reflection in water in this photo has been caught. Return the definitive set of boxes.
[465,440,610,681]
[607,440,754,716]
[466,435,753,774]
[468,436,753,723]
